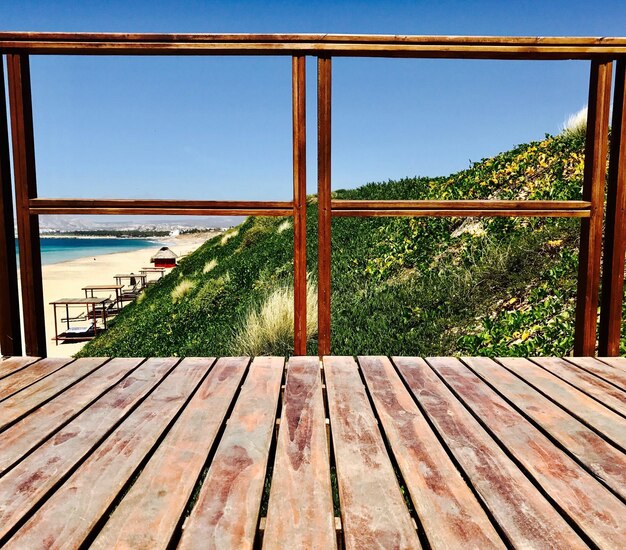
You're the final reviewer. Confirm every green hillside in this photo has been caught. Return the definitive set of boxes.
[78,130,625,358]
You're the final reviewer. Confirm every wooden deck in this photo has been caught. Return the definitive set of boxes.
[0,355,625,549]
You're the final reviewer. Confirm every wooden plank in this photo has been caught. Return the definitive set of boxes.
[0,357,40,380]
[0,357,73,400]
[358,356,504,549]
[0,357,177,542]
[464,357,626,501]
[0,357,106,429]
[532,357,626,417]
[6,54,45,357]
[0,358,142,474]
[292,55,307,355]
[3,357,213,549]
[428,356,626,548]
[394,356,586,548]
[0,58,21,356]
[599,59,626,356]
[263,357,336,549]
[90,357,246,550]
[324,356,420,549]
[178,356,284,550]
[598,356,626,373]
[574,60,612,356]
[566,356,626,391]
[332,199,591,210]
[499,357,626,450]
[317,56,332,356]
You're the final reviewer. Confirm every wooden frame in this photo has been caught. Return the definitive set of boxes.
[317,56,332,357]
[7,54,46,357]
[292,55,307,355]
[0,56,22,355]
[0,33,624,356]
[574,61,612,355]
[599,59,626,356]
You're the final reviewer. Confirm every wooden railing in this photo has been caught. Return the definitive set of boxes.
[0,33,625,357]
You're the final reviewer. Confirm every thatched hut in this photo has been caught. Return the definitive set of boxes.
[150,246,178,268]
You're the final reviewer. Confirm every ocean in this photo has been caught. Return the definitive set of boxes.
[16,237,164,265]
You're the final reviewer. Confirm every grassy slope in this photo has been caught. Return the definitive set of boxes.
[78,131,624,358]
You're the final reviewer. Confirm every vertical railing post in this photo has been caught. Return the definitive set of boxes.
[7,54,46,357]
[574,59,612,356]
[292,55,307,355]
[599,58,626,356]
[317,56,332,357]
[0,55,22,356]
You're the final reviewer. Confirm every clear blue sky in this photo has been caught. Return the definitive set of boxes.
[2,1,626,204]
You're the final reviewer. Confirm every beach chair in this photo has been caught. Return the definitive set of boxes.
[61,310,87,323]
[63,322,96,337]
[89,295,118,318]
[121,282,142,300]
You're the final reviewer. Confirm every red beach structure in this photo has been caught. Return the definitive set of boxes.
[150,246,178,268]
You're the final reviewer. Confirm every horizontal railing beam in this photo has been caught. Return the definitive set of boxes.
[1,33,626,58]
[3,33,626,46]
[333,210,590,218]
[1,42,625,59]
[29,198,292,216]
[31,208,292,216]
[332,199,591,210]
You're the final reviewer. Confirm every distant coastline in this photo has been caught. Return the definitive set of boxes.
[13,228,223,265]
[18,237,165,265]
[37,235,162,240]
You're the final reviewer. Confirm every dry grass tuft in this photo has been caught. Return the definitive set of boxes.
[171,279,196,302]
[561,106,587,140]
[277,220,292,234]
[220,229,239,246]
[232,277,317,355]
[203,258,218,274]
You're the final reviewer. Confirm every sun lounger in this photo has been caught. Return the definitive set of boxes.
[61,311,87,323]
[120,283,143,302]
[89,298,119,318]
[63,322,96,336]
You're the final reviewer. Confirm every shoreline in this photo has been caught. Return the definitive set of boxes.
[39,235,168,240]
[40,239,167,266]
[39,231,218,357]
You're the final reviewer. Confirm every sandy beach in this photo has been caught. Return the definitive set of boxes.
[41,232,216,357]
